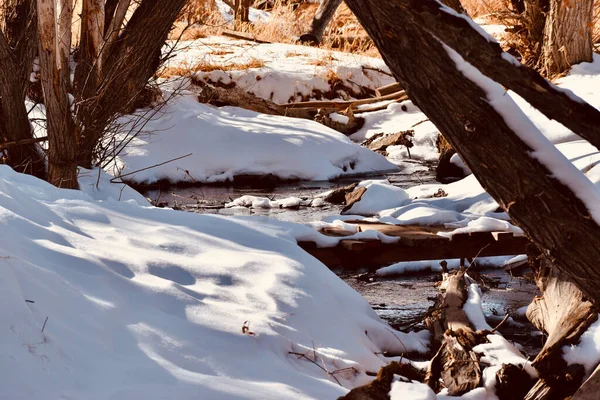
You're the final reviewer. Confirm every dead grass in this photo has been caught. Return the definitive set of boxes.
[171,0,600,59]
[160,57,266,78]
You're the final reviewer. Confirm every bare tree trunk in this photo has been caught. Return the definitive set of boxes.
[37,0,79,189]
[342,0,600,306]
[0,0,45,178]
[73,0,187,169]
[299,0,343,44]
[540,0,594,76]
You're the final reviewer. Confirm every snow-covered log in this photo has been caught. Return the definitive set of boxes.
[344,0,600,307]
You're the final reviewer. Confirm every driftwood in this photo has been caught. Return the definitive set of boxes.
[363,130,414,157]
[495,363,535,400]
[524,254,598,400]
[425,269,482,395]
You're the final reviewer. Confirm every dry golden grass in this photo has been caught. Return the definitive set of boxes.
[159,57,266,78]
[171,0,600,58]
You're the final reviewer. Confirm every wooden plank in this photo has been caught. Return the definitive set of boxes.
[375,82,402,97]
[298,234,530,271]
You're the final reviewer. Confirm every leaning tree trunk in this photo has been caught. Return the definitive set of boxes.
[539,0,594,76]
[299,0,343,44]
[37,0,79,189]
[342,0,600,307]
[0,0,45,178]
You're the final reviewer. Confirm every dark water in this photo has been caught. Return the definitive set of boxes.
[141,167,436,223]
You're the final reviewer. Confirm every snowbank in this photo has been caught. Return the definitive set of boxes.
[168,36,393,104]
[111,93,397,184]
[0,166,432,399]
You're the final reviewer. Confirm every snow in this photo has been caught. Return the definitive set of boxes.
[167,36,394,105]
[343,180,410,215]
[563,318,600,375]
[110,92,396,184]
[225,195,322,209]
[390,380,436,400]
[376,256,513,277]
[443,43,600,227]
[463,281,493,331]
[215,0,271,23]
[0,165,431,399]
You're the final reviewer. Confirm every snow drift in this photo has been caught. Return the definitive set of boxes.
[0,166,427,399]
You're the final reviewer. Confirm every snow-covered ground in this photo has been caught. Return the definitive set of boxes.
[0,165,429,399]
[110,91,396,184]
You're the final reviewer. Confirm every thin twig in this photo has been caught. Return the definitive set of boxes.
[110,153,192,183]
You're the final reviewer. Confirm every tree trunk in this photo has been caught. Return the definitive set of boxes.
[524,253,597,399]
[342,0,600,305]
[540,0,594,76]
[299,0,343,44]
[0,0,45,178]
[383,1,600,152]
[75,0,187,169]
[37,0,79,189]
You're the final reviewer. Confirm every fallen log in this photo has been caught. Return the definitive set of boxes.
[363,130,414,157]
[282,90,408,110]
[388,0,600,153]
[344,0,600,307]
[524,253,598,400]
[425,269,482,395]
[192,82,364,134]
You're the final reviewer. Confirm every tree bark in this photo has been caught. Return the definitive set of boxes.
[75,0,187,168]
[342,0,600,305]
[37,0,79,189]
[381,1,600,153]
[299,0,343,44]
[540,0,594,76]
[0,0,45,178]
[524,253,597,399]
